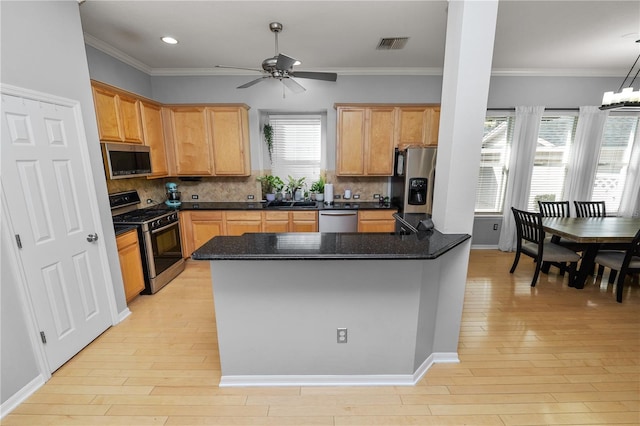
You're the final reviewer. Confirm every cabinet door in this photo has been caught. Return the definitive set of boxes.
[263,211,290,233]
[183,211,224,256]
[118,94,144,143]
[358,210,397,233]
[336,108,365,175]
[366,108,395,176]
[92,85,122,142]
[169,107,213,175]
[116,230,145,303]
[208,107,250,176]
[225,211,262,236]
[290,211,318,232]
[397,107,429,148]
[427,106,440,146]
[141,101,169,178]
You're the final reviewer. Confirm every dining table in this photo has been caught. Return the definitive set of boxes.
[542,217,640,289]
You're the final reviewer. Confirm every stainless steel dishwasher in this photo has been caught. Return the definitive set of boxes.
[318,210,358,232]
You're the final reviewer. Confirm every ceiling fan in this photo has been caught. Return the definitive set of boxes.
[216,22,337,93]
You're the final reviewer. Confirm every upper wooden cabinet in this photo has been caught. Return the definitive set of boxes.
[140,100,169,178]
[397,105,440,149]
[336,104,440,176]
[91,81,144,144]
[164,106,213,176]
[163,104,251,177]
[336,106,395,176]
[207,107,250,176]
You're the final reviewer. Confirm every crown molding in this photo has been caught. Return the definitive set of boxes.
[83,35,626,79]
[83,33,152,75]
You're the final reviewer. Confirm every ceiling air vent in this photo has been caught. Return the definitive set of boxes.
[376,37,409,50]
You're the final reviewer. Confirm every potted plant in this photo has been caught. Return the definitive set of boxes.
[257,174,283,201]
[286,175,306,201]
[310,176,325,202]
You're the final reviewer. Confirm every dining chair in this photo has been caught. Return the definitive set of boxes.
[594,228,640,303]
[537,200,574,275]
[510,207,581,287]
[574,201,606,218]
[574,200,609,276]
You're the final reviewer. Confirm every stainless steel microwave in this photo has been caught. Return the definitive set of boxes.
[101,143,152,179]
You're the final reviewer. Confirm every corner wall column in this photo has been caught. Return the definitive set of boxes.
[431,0,499,353]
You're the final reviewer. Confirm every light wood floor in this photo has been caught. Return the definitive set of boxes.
[4,250,639,425]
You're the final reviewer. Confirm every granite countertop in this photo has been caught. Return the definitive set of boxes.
[114,224,138,236]
[178,201,395,211]
[192,230,470,261]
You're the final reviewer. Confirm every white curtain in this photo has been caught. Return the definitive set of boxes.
[498,106,545,252]
[563,106,609,212]
[618,122,640,218]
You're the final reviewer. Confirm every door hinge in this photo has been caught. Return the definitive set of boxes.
[15,234,22,249]
[40,331,47,344]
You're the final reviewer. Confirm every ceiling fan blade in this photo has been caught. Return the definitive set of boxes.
[289,71,338,82]
[282,77,306,93]
[237,76,269,89]
[276,53,298,71]
[216,65,263,73]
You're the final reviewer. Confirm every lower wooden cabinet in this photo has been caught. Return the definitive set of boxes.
[290,211,318,232]
[357,210,398,233]
[263,211,290,233]
[225,211,263,236]
[116,229,145,303]
[180,211,224,257]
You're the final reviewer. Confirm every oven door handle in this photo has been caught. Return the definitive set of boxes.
[150,221,179,235]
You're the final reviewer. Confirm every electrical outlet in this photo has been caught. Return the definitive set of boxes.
[353,194,360,199]
[247,195,255,200]
[337,328,347,343]
[373,194,380,199]
[493,224,499,231]
[192,194,199,200]
[334,194,341,199]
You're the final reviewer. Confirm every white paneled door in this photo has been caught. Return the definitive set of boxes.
[1,87,113,372]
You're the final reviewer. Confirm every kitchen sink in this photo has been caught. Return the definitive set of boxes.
[264,200,318,208]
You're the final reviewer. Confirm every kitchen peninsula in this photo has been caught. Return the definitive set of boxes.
[193,230,470,387]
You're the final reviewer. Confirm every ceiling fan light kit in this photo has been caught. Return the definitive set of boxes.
[600,39,640,111]
[216,22,337,93]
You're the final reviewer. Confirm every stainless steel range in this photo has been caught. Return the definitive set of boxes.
[110,190,185,294]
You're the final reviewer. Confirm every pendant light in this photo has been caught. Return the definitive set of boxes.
[600,39,640,111]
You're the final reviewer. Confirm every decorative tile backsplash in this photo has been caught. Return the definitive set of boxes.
[106,171,389,204]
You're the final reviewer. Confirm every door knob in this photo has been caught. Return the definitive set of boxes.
[86,233,99,243]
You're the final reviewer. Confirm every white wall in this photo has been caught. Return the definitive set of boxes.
[0,0,127,408]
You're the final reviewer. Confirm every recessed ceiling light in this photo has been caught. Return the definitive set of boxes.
[161,36,178,45]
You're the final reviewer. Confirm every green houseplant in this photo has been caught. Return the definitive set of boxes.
[263,123,273,163]
[257,174,283,201]
[286,175,306,200]
[310,176,325,202]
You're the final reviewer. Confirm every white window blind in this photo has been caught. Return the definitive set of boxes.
[268,115,321,185]
[475,116,514,213]
[528,115,577,211]
[592,115,639,213]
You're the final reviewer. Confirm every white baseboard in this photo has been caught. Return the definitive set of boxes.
[471,244,499,250]
[219,352,459,387]
[0,374,45,419]
[117,307,131,323]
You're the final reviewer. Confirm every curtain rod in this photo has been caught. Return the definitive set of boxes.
[487,107,580,111]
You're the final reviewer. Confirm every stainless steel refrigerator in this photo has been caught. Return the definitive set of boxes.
[390,147,437,214]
